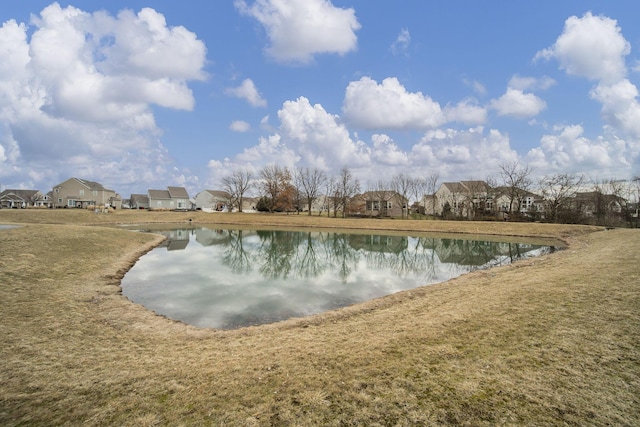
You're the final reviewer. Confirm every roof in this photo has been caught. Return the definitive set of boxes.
[130,194,149,203]
[148,189,171,200]
[0,189,40,201]
[168,186,189,199]
[203,190,231,199]
[54,177,114,192]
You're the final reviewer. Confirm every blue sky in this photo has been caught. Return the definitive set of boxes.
[1,1,640,197]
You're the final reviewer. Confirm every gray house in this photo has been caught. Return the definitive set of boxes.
[0,189,46,208]
[148,186,190,210]
[194,190,231,211]
[129,194,150,209]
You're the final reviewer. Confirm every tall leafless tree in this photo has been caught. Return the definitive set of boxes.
[259,164,292,212]
[499,160,533,217]
[411,177,427,216]
[538,172,585,222]
[425,171,440,216]
[390,174,414,219]
[295,167,327,216]
[333,167,360,218]
[221,169,253,212]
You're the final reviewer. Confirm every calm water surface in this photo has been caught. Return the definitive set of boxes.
[121,227,555,329]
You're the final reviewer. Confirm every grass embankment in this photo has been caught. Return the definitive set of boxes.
[0,210,638,426]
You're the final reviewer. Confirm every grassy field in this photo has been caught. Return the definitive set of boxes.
[0,209,638,426]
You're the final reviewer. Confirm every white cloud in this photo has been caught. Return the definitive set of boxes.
[342,77,445,130]
[234,0,360,64]
[0,3,206,193]
[526,124,634,176]
[444,99,487,125]
[390,28,410,56]
[371,134,408,166]
[535,12,629,83]
[590,79,640,137]
[230,120,251,132]
[490,88,546,118]
[225,78,267,107]
[412,127,518,177]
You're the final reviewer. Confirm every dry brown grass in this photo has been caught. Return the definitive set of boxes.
[1,209,638,426]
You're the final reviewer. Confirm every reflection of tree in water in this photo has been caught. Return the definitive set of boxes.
[324,233,360,283]
[293,231,328,278]
[197,227,549,283]
[256,230,296,279]
[220,229,253,274]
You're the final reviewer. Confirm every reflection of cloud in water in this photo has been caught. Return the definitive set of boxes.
[121,228,553,329]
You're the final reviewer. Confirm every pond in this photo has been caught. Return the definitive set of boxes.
[121,227,557,330]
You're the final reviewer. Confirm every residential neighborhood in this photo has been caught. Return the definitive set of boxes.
[0,173,638,227]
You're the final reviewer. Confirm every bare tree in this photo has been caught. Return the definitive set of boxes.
[538,172,585,223]
[499,161,533,217]
[461,180,491,219]
[390,174,414,219]
[333,167,360,218]
[425,171,440,217]
[295,167,327,216]
[221,169,253,212]
[259,164,293,212]
[411,177,427,216]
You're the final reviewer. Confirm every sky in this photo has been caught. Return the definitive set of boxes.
[1,1,640,197]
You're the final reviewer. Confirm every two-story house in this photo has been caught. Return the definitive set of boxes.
[148,186,190,210]
[52,178,120,209]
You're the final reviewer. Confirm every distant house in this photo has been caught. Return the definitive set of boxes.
[52,178,120,209]
[148,186,190,210]
[129,194,150,210]
[351,191,408,217]
[194,190,231,211]
[434,181,491,218]
[0,189,47,208]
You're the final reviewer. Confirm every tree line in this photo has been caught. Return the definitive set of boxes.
[219,161,640,227]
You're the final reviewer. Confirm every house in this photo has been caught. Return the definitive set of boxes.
[52,178,120,209]
[573,191,624,218]
[129,194,150,209]
[194,190,231,211]
[493,187,545,218]
[148,186,190,210]
[351,191,408,217]
[0,189,47,208]
[434,181,492,218]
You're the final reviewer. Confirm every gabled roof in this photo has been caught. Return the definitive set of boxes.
[0,189,40,201]
[130,194,149,203]
[168,186,189,199]
[54,177,114,192]
[148,189,171,200]
[202,189,231,199]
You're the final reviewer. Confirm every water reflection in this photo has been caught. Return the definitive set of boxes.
[121,227,554,330]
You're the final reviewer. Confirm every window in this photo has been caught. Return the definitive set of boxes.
[79,190,84,196]
[58,198,62,203]
[68,200,76,207]
[93,190,97,196]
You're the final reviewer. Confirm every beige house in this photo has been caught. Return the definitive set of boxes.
[433,181,491,218]
[52,178,120,209]
[351,191,409,217]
